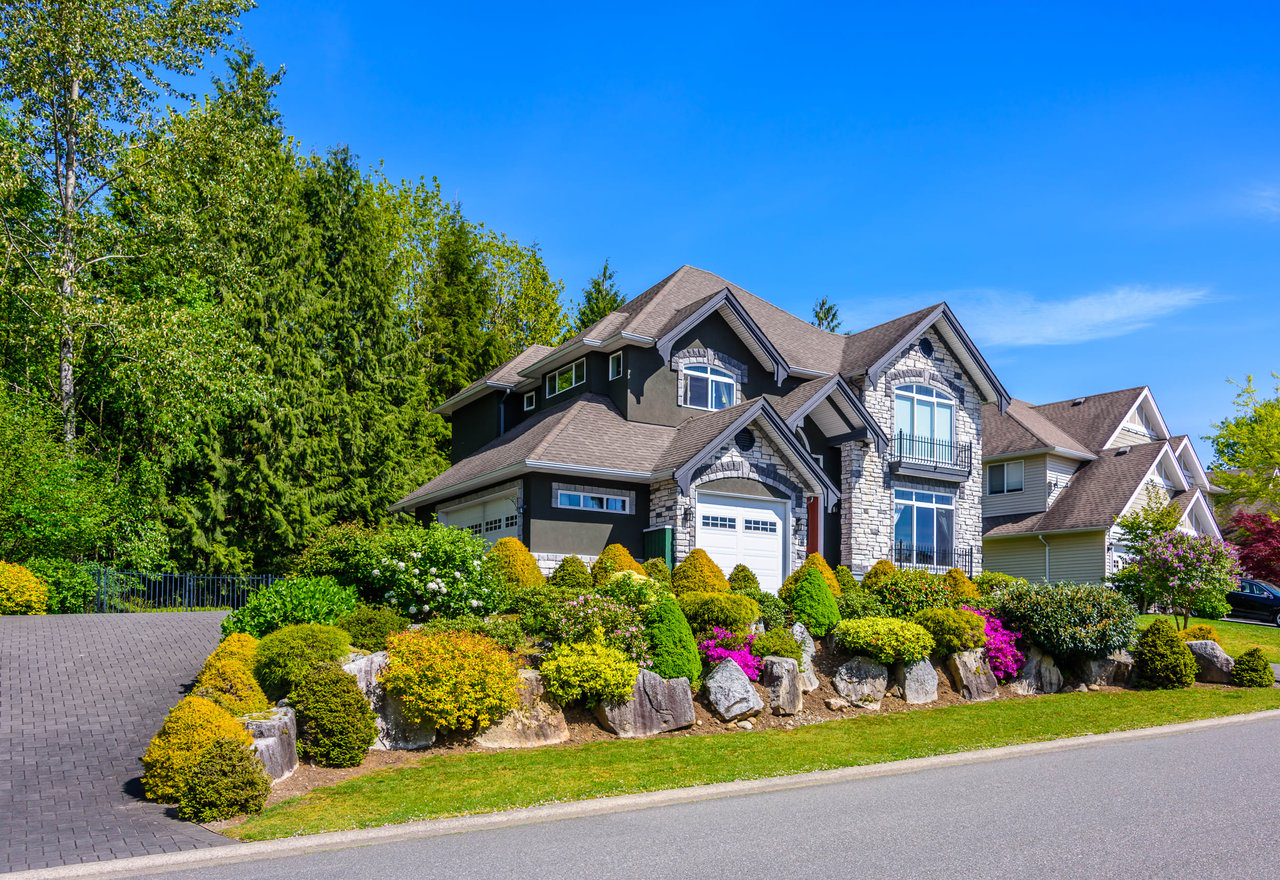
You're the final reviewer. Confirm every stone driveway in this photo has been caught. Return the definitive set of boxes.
[1,612,233,873]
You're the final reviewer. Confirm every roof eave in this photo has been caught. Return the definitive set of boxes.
[784,375,890,454]
[982,446,1098,464]
[656,288,793,385]
[434,381,514,416]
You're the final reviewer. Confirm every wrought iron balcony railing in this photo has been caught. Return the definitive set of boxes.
[892,543,975,576]
[889,433,973,478]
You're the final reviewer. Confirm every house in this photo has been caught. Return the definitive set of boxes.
[391,266,1010,591]
[981,386,1221,583]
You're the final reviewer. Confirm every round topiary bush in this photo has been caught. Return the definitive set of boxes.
[831,617,935,666]
[141,695,254,803]
[540,642,638,706]
[912,607,988,657]
[940,568,981,606]
[252,623,351,702]
[1134,619,1197,690]
[0,561,47,615]
[643,595,701,687]
[177,737,271,822]
[335,604,410,653]
[381,630,519,731]
[291,663,376,767]
[779,553,842,602]
[591,544,646,584]
[786,567,840,637]
[193,652,270,717]
[1232,648,1274,688]
[671,548,731,595]
[991,581,1137,662]
[642,557,672,588]
[836,589,889,620]
[221,576,357,638]
[487,537,545,592]
[727,564,759,593]
[548,555,593,593]
[860,559,898,591]
[750,627,803,667]
[867,568,950,617]
[677,590,760,637]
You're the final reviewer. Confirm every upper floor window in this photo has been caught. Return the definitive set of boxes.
[546,358,586,398]
[987,460,1024,495]
[609,351,623,380]
[894,384,954,461]
[683,365,735,411]
[523,391,536,411]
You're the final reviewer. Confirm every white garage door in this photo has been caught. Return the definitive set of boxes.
[438,494,519,545]
[695,492,788,592]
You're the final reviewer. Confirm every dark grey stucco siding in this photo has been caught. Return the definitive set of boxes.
[526,474,649,559]
[451,393,503,463]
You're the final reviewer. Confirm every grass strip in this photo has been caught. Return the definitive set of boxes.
[1139,614,1280,663]
[230,686,1280,841]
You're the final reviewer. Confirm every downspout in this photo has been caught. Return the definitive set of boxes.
[1039,534,1050,582]
[498,389,510,436]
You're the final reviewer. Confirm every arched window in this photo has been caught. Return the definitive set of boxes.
[894,384,954,462]
[683,365,735,411]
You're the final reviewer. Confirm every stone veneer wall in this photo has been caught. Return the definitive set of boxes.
[532,552,600,576]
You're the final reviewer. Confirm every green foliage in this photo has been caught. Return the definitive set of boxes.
[1189,588,1232,623]
[597,570,664,611]
[940,569,981,606]
[590,544,645,585]
[381,630,519,731]
[811,296,842,332]
[861,560,898,590]
[291,663,377,767]
[177,737,270,822]
[1232,648,1275,688]
[836,589,889,620]
[642,557,672,588]
[677,591,760,637]
[779,553,842,602]
[974,571,1027,598]
[0,561,47,615]
[1177,624,1221,645]
[727,564,759,593]
[912,607,988,657]
[866,568,950,618]
[786,567,840,637]
[542,590,650,664]
[832,618,935,665]
[643,596,702,687]
[671,548,731,595]
[738,589,789,630]
[1208,376,1280,513]
[548,556,593,593]
[252,624,351,702]
[540,642,638,707]
[210,633,259,669]
[24,557,97,614]
[367,523,501,621]
[335,605,410,653]
[193,652,270,717]
[411,614,527,653]
[506,580,573,639]
[1134,619,1197,690]
[750,628,803,668]
[141,695,253,803]
[834,565,859,594]
[572,259,626,332]
[992,581,1137,661]
[1128,531,1241,630]
[221,577,357,638]
[487,538,545,592]
[293,523,380,594]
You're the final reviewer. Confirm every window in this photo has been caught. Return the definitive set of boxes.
[894,384,954,462]
[683,364,735,410]
[743,519,778,534]
[523,391,536,411]
[546,358,586,397]
[484,518,503,533]
[557,490,629,514]
[893,489,954,566]
[987,461,1024,495]
[701,515,736,530]
[609,351,623,380]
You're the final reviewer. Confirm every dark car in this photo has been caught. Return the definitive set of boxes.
[1226,579,1280,625]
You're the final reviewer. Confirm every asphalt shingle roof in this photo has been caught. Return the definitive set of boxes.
[1030,387,1147,453]
[982,399,1095,460]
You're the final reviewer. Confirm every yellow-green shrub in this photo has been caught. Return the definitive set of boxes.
[861,559,897,590]
[487,538,545,590]
[141,695,253,803]
[540,642,638,706]
[194,653,270,717]
[209,633,258,669]
[591,544,646,584]
[177,737,270,822]
[0,561,47,615]
[941,568,981,606]
[1177,623,1221,645]
[380,630,519,731]
[671,548,730,595]
[779,553,842,602]
[677,590,759,636]
[832,617,935,665]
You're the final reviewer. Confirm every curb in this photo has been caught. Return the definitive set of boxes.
[12,707,1280,879]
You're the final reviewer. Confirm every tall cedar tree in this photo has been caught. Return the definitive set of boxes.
[573,259,626,331]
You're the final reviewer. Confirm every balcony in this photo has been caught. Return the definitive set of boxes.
[888,433,972,481]
[893,543,975,577]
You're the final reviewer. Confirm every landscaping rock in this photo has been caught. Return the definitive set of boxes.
[1108,649,1134,686]
[1186,640,1234,684]
[592,670,695,738]
[946,649,998,701]
[478,669,571,748]
[737,720,753,730]
[893,659,939,705]
[760,656,803,716]
[791,623,820,693]
[825,697,849,710]
[342,651,436,750]
[832,657,888,709]
[241,707,296,783]
[1009,644,1046,696]
[704,659,764,721]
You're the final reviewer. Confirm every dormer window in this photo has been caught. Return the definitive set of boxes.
[523,391,536,411]
[683,365,735,411]
[546,358,586,398]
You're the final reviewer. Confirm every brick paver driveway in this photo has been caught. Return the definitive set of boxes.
[1,612,233,873]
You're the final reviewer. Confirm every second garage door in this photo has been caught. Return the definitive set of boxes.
[694,492,789,593]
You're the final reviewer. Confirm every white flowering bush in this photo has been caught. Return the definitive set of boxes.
[367,524,500,620]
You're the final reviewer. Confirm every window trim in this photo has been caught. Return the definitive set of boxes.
[608,351,623,381]
[545,357,587,398]
[523,391,536,411]
[681,363,736,411]
[987,460,1024,495]
[556,489,630,515]
[893,383,956,455]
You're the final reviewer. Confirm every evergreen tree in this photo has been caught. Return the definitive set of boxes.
[812,296,842,332]
[573,259,626,331]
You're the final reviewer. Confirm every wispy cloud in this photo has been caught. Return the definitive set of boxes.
[1243,183,1280,221]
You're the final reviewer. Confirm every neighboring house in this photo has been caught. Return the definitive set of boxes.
[981,386,1221,583]
[392,265,1009,591]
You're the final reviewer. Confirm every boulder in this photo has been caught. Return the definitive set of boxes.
[760,656,803,716]
[1186,640,1234,684]
[946,649,998,701]
[1108,649,1134,686]
[241,707,297,783]
[832,657,888,709]
[1009,644,1064,696]
[825,697,850,710]
[342,651,436,750]
[893,659,939,705]
[592,670,695,738]
[790,623,820,693]
[704,659,764,722]
[477,669,571,748]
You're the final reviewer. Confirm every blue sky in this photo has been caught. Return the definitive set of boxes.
[222,2,1280,460]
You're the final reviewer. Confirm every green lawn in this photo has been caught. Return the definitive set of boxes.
[1139,614,1280,664]
[228,687,1280,841]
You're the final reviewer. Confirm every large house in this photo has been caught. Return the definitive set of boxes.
[981,387,1221,583]
[392,266,1010,591]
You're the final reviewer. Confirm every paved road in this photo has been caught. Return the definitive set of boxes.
[0,612,231,873]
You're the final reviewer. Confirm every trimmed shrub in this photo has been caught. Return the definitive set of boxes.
[25,557,96,614]
[991,581,1137,661]
[831,618,935,666]
[548,555,593,593]
[738,588,789,630]
[544,591,650,665]
[867,568,950,618]
[644,595,702,687]
[591,544,645,584]
[836,589,889,620]
[727,564,760,593]
[209,633,258,669]
[779,553,842,602]
[834,565,859,594]
[1232,648,1274,688]
[412,614,527,653]
[1134,618,1197,690]
[540,642,638,706]
[698,627,761,680]
[291,663,377,767]
[293,521,379,597]
[141,695,253,803]
[1177,623,1221,645]
[177,737,270,822]
[252,624,351,702]
[335,604,410,653]
[912,607,987,657]
[941,568,982,606]
[750,627,803,668]
[510,580,573,637]
[221,576,356,638]
[193,653,270,717]
[671,549,731,595]
[975,570,1028,598]
[0,561,47,615]
[677,591,760,637]
[642,557,672,589]
[598,571,664,611]
[381,630,519,731]
[487,538,545,591]
[861,559,898,591]
[787,567,840,637]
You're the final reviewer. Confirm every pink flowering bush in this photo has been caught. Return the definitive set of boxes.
[698,627,761,680]
[544,592,651,668]
[1131,532,1242,630]
[964,605,1024,682]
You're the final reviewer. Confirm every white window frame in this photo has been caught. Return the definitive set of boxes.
[893,384,955,461]
[987,460,1024,495]
[893,488,955,559]
[681,364,736,411]
[523,391,536,411]
[546,358,586,398]
[609,351,623,380]
[556,490,630,514]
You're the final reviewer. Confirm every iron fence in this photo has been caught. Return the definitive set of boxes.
[892,543,975,577]
[91,567,278,613]
[891,433,973,472]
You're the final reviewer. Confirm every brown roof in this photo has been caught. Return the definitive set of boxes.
[839,304,943,377]
[982,399,1095,460]
[653,399,761,472]
[1031,387,1147,452]
[439,344,554,410]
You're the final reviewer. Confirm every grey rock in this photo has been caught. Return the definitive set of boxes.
[1009,645,1065,696]
[1075,683,1089,693]
[946,649,998,701]
[736,720,754,730]
[592,670,695,738]
[704,659,764,721]
[1108,649,1135,686]
[825,697,850,710]
[478,669,570,748]
[832,657,888,709]
[241,707,297,783]
[343,651,436,750]
[791,623,820,693]
[760,656,803,716]
[894,659,939,705]
[1186,640,1234,684]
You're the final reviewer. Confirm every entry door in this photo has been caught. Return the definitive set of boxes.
[694,492,788,592]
